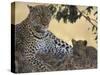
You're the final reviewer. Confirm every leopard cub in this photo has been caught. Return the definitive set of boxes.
[72,39,97,68]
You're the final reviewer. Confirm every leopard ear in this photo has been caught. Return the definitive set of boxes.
[83,40,87,46]
[47,5,54,14]
[72,39,76,45]
[27,5,35,12]
[27,5,32,10]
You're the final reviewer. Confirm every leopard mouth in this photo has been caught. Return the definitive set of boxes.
[35,27,47,33]
[36,29,45,33]
[37,25,48,31]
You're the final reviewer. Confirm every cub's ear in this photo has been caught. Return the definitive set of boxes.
[72,39,76,45]
[83,40,87,46]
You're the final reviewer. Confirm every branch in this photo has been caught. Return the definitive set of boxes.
[77,9,97,29]
[80,8,97,23]
[90,18,97,23]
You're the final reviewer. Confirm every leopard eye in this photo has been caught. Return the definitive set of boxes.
[36,15,41,19]
[47,14,51,16]
[47,14,49,16]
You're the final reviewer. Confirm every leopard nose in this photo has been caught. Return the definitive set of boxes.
[42,22,48,26]
[42,19,49,26]
[42,21,49,26]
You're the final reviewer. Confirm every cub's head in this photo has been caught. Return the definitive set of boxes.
[27,5,52,33]
[72,39,87,57]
